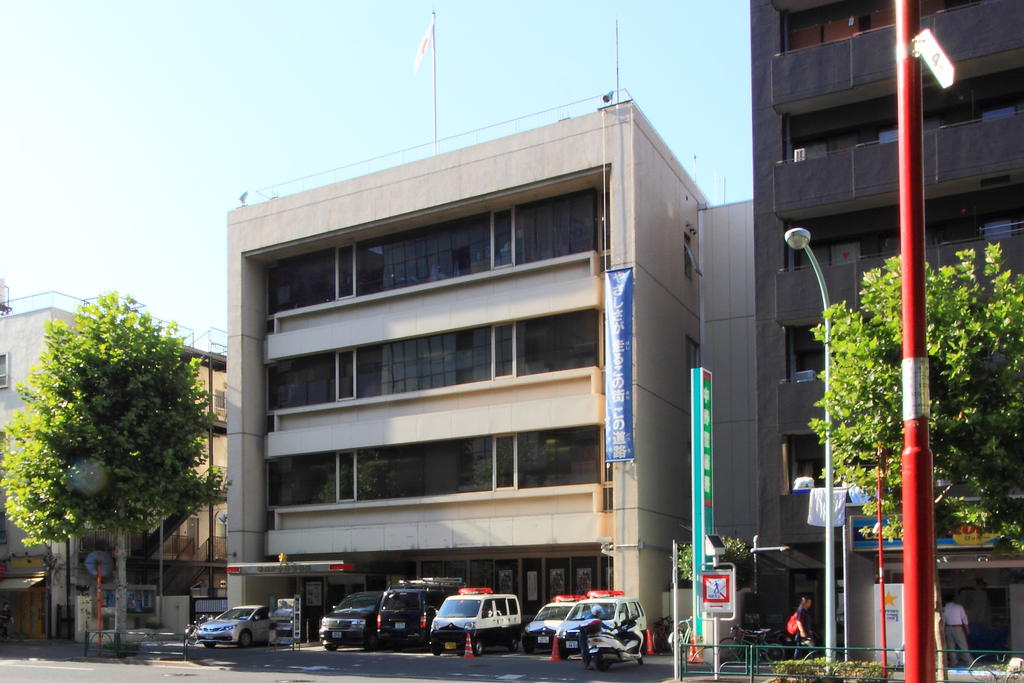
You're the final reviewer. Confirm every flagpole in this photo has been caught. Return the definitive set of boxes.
[431,11,437,155]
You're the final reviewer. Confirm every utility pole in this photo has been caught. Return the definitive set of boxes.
[896,2,935,682]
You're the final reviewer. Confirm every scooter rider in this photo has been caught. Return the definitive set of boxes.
[579,605,606,669]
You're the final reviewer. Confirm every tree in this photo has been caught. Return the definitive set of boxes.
[1,293,225,635]
[812,244,1024,549]
[677,536,754,588]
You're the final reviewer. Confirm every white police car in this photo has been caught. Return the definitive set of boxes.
[554,591,646,659]
[522,595,584,654]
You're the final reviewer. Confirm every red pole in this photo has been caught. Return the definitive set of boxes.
[896,2,936,683]
[877,449,888,678]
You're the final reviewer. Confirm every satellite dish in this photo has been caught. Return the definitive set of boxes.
[84,551,113,577]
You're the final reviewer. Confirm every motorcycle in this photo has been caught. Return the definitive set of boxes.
[578,617,645,671]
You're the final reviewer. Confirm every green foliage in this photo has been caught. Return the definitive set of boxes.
[677,536,753,587]
[771,657,885,683]
[1,293,224,545]
[811,244,1024,548]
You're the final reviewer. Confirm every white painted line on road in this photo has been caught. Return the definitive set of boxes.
[0,662,95,671]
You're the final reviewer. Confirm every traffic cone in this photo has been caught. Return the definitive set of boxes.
[549,639,562,661]
[645,629,656,655]
[463,632,475,658]
[687,633,703,664]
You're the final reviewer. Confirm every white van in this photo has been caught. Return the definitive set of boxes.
[429,587,522,656]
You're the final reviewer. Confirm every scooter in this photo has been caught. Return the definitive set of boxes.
[578,617,644,671]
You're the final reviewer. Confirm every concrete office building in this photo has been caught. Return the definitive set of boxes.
[226,100,709,624]
[751,0,1024,648]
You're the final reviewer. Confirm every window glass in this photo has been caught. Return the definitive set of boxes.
[338,245,354,298]
[495,436,514,488]
[356,437,493,500]
[516,310,598,376]
[356,215,490,294]
[357,329,490,397]
[268,453,337,506]
[268,249,336,313]
[517,426,600,489]
[494,325,514,377]
[0,352,8,389]
[339,452,354,500]
[338,350,354,399]
[267,353,335,409]
[515,191,595,264]
[494,210,512,266]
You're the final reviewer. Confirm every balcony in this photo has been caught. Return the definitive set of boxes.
[771,0,1024,111]
[777,377,824,434]
[774,112,1024,217]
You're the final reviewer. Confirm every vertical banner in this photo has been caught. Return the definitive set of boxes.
[691,367,713,638]
[604,268,634,462]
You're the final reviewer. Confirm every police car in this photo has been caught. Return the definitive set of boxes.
[522,595,584,654]
[429,587,522,656]
[554,590,647,659]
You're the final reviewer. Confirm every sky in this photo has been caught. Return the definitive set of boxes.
[0,1,752,337]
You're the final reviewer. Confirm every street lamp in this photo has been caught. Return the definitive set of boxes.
[784,227,836,658]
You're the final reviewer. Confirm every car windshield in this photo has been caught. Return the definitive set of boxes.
[534,604,573,621]
[331,593,380,615]
[437,598,481,618]
[566,601,615,621]
[216,607,256,621]
[382,592,421,611]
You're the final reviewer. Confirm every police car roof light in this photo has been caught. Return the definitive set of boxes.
[552,594,587,602]
[458,587,494,595]
[586,590,624,598]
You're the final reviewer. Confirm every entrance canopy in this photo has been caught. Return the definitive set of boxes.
[227,561,353,576]
[0,575,44,590]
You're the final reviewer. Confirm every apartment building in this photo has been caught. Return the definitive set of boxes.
[751,0,1024,647]
[226,100,707,625]
[0,290,228,637]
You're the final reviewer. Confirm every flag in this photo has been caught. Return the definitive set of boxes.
[413,14,434,73]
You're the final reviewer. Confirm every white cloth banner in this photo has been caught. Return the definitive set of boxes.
[807,487,846,527]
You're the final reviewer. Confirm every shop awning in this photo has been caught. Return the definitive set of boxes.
[0,575,44,590]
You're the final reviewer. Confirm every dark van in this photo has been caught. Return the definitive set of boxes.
[377,578,463,650]
[319,591,383,651]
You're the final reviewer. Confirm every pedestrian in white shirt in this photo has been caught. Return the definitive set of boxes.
[942,593,971,667]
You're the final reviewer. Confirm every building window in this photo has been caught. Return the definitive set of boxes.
[683,234,694,279]
[266,427,600,506]
[265,191,598,315]
[787,434,824,489]
[268,311,598,409]
[517,426,601,489]
[268,248,336,314]
[0,352,8,389]
[515,191,596,265]
[493,210,513,267]
[267,353,335,409]
[516,310,598,376]
[267,452,338,506]
[356,437,493,500]
[786,326,824,380]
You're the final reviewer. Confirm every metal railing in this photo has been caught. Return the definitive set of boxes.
[250,90,632,204]
[678,642,1024,682]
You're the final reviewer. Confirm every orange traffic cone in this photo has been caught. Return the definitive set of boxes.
[687,633,703,664]
[549,639,562,661]
[645,629,656,656]
[463,632,475,658]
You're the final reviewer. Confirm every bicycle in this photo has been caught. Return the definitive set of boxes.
[650,616,672,654]
[718,624,789,664]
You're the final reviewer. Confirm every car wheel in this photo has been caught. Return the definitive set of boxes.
[472,636,485,657]
[324,643,337,651]
[392,642,403,652]
[364,633,380,651]
[523,640,534,654]
[508,637,518,653]
[431,642,442,656]
[237,630,252,648]
[203,643,216,648]
[558,645,569,660]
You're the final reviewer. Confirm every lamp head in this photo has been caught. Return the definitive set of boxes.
[784,227,811,250]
